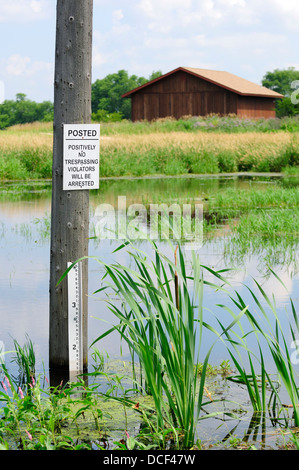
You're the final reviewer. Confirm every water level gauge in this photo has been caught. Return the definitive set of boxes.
[67,261,83,381]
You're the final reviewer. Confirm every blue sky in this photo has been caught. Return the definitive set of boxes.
[0,0,298,103]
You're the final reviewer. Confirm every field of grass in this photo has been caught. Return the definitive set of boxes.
[100,131,299,176]
[1,243,299,450]
[131,183,299,268]
[0,117,298,180]
[0,122,53,180]
[0,117,299,450]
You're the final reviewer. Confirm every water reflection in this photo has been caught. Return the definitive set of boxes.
[91,173,284,207]
[0,175,298,381]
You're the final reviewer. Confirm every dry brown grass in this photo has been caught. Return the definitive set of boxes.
[100,131,295,156]
[1,122,297,179]
[0,122,53,151]
[1,122,295,158]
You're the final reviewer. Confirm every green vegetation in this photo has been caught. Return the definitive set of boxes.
[118,183,298,264]
[91,69,162,121]
[100,114,299,134]
[1,177,297,269]
[90,242,234,449]
[195,185,298,268]
[1,243,299,450]
[1,118,299,181]
[204,184,298,211]
[262,67,299,118]
[1,67,298,130]
[0,148,52,180]
[0,94,53,130]
[1,67,298,451]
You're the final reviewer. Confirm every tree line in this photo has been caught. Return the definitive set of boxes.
[262,67,299,117]
[91,69,162,121]
[0,68,298,129]
[0,93,53,129]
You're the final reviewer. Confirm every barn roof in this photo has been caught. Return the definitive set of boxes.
[122,67,284,99]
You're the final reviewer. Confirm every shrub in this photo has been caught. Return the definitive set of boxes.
[217,151,238,172]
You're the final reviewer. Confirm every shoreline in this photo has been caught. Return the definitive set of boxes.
[0,171,291,185]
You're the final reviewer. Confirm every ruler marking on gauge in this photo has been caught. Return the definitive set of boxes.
[67,261,83,379]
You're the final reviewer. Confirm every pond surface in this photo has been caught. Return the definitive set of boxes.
[0,174,298,366]
[0,174,298,449]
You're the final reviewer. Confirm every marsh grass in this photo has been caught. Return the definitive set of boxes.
[224,274,299,426]
[124,185,298,266]
[203,187,299,268]
[0,120,298,180]
[11,334,35,390]
[87,239,249,448]
[99,132,299,177]
[231,209,299,241]
[99,114,299,135]
[84,239,299,447]
[1,246,299,449]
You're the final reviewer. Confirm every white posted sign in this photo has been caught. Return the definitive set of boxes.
[63,124,100,190]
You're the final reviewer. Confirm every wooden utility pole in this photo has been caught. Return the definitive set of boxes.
[49,0,93,383]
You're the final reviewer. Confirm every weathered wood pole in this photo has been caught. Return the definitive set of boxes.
[49,0,93,382]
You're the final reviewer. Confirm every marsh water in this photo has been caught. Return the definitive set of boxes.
[0,174,298,449]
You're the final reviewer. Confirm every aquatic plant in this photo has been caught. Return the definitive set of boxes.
[1,252,299,449]
[11,334,36,390]
[215,267,299,428]
[0,370,94,450]
[90,239,246,448]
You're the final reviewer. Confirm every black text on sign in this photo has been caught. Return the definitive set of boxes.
[63,124,100,191]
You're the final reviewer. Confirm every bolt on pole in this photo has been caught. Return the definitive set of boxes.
[49,0,93,385]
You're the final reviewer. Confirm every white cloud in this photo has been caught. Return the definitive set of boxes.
[137,0,193,28]
[137,0,257,30]
[271,0,299,16]
[112,9,124,24]
[131,0,265,52]
[0,53,54,101]
[5,55,31,76]
[92,46,113,68]
[139,0,192,16]
[0,0,296,100]
[271,0,299,28]
[91,0,296,89]
[5,54,52,77]
[194,31,288,53]
[220,0,246,5]
[147,21,172,34]
[112,23,131,35]
[144,35,188,50]
[30,0,42,14]
[92,8,132,69]
[0,0,51,23]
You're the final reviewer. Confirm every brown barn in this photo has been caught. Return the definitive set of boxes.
[122,67,283,121]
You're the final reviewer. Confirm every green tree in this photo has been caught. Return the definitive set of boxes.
[262,67,299,117]
[0,94,53,129]
[148,70,163,81]
[91,69,162,120]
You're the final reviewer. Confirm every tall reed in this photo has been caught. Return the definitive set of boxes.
[1,121,298,180]
[222,271,299,425]
[90,239,246,448]
[11,334,36,390]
